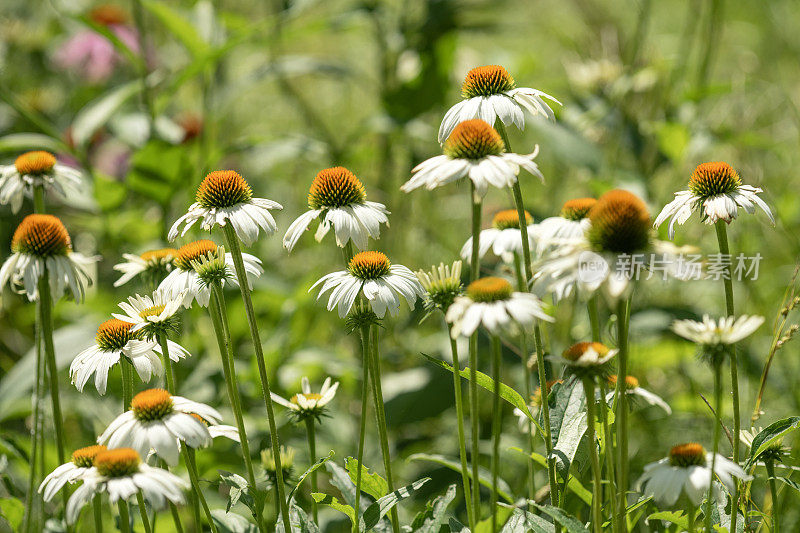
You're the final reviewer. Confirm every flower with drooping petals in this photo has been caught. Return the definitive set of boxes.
[536,197,595,254]
[605,375,671,414]
[271,376,339,422]
[113,248,177,287]
[0,151,85,213]
[39,445,107,502]
[460,209,537,263]
[671,314,764,364]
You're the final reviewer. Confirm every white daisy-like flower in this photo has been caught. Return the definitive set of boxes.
[39,445,107,502]
[445,276,553,339]
[636,442,751,507]
[655,162,774,239]
[402,119,543,201]
[158,239,262,308]
[535,198,595,254]
[556,341,617,368]
[112,289,185,338]
[311,251,424,318]
[66,448,187,525]
[605,375,671,414]
[113,248,177,287]
[0,214,96,303]
[534,190,693,302]
[169,170,283,246]
[283,167,390,252]
[0,151,84,213]
[98,388,222,466]
[191,413,240,442]
[70,319,190,394]
[671,314,765,347]
[438,65,560,143]
[460,209,537,263]
[271,376,339,421]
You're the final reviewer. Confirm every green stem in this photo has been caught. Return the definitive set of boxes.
[168,502,184,533]
[130,0,156,130]
[367,325,400,533]
[37,273,66,465]
[705,362,723,533]
[135,492,152,533]
[447,331,475,530]
[183,447,219,533]
[534,322,559,516]
[513,253,536,508]
[156,333,176,394]
[117,500,131,533]
[222,225,291,533]
[93,495,103,532]
[614,297,631,531]
[583,379,603,533]
[766,459,779,533]
[342,242,356,266]
[304,418,318,524]
[468,185,483,522]
[354,327,370,533]
[714,221,741,533]
[24,312,44,533]
[33,185,45,214]
[686,506,696,533]
[588,296,601,342]
[599,380,617,531]
[490,336,503,533]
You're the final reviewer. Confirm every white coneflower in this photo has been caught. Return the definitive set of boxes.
[158,240,262,308]
[555,342,617,375]
[460,209,537,263]
[311,251,424,318]
[671,314,764,364]
[0,151,84,213]
[169,170,282,246]
[636,442,751,507]
[66,448,187,525]
[536,197,595,254]
[189,413,240,442]
[69,319,190,394]
[0,214,96,303]
[271,376,339,422]
[445,276,553,338]
[605,375,671,414]
[655,162,774,239]
[39,445,107,502]
[416,260,463,313]
[111,289,185,339]
[98,388,221,466]
[113,248,177,287]
[402,119,543,201]
[438,65,560,143]
[283,167,389,252]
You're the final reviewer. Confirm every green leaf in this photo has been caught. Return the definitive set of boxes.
[362,477,430,530]
[475,506,514,533]
[448,517,469,533]
[500,506,554,533]
[210,509,258,533]
[0,497,24,530]
[288,451,334,503]
[513,449,591,506]
[0,133,66,154]
[548,379,587,473]
[407,453,513,502]
[277,502,320,533]
[71,80,141,148]
[777,476,800,493]
[420,353,543,434]
[345,457,388,501]
[126,139,192,204]
[747,417,800,467]
[218,470,255,514]
[93,173,127,212]
[531,503,588,533]
[409,484,456,533]
[142,0,210,58]
[646,510,689,530]
[312,493,356,526]
[326,462,361,509]
[655,122,690,162]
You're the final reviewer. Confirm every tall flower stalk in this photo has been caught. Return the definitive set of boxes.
[468,189,482,522]
[613,297,631,529]
[354,324,371,533]
[489,335,503,533]
[582,377,603,533]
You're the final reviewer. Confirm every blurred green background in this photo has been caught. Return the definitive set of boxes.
[1,0,800,530]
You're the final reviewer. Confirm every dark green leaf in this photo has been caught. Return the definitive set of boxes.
[219,470,255,514]
[312,493,355,526]
[531,504,588,533]
[747,417,800,467]
[407,453,513,502]
[409,484,456,533]
[210,509,258,533]
[362,478,430,530]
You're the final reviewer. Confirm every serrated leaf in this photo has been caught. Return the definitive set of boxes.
[210,509,257,533]
[410,484,456,533]
[312,493,356,526]
[513,449,591,505]
[362,478,430,530]
[500,506,554,533]
[219,470,255,514]
[288,451,334,503]
[71,81,141,147]
[747,417,800,467]
[407,453,513,502]
[346,457,388,501]
[531,503,588,533]
[276,502,320,533]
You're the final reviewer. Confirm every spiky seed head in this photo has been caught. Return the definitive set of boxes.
[461,65,516,99]
[308,167,366,210]
[11,214,71,257]
[195,170,253,208]
[587,190,651,254]
[443,119,505,160]
[560,198,597,221]
[688,162,741,198]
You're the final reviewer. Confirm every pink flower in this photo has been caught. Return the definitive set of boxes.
[54,24,140,83]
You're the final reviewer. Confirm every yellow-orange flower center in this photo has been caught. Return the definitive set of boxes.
[562,341,609,362]
[71,444,107,468]
[94,448,141,478]
[95,319,136,351]
[174,240,219,270]
[89,5,128,26]
[607,374,639,389]
[131,389,174,421]
[466,277,513,303]
[443,119,505,160]
[15,151,57,175]
[492,209,532,230]
[11,214,72,257]
[140,248,177,264]
[195,170,253,208]
[290,393,323,404]
[348,251,391,280]
[560,198,597,221]
[461,65,516,99]
[308,167,366,210]
[688,162,741,197]
[139,304,166,319]
[587,190,650,254]
[669,443,706,467]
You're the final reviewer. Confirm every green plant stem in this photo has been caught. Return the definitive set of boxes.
[121,356,134,411]
[447,331,475,530]
[183,447,219,533]
[304,418,318,524]
[534,321,559,515]
[489,336,503,533]
[33,185,45,214]
[705,362,723,533]
[354,326,370,533]
[765,459,779,533]
[118,500,131,533]
[222,225,291,533]
[686,506,696,533]
[513,253,536,508]
[588,296,601,342]
[367,325,400,533]
[599,380,617,531]
[614,297,631,531]
[130,0,155,130]
[468,186,483,522]
[24,315,44,533]
[135,492,152,533]
[156,333,177,394]
[93,495,103,532]
[168,502,184,533]
[714,220,741,533]
[582,378,603,533]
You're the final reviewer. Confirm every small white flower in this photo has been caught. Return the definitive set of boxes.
[70,319,190,394]
[655,162,774,239]
[460,209,537,263]
[271,376,339,421]
[402,119,543,201]
[438,65,560,143]
[557,342,617,367]
[113,248,177,287]
[604,375,671,414]
[66,448,187,525]
[0,151,84,213]
[39,445,107,502]
[112,289,186,337]
[671,315,764,347]
[98,389,222,466]
[158,240,263,308]
[0,214,96,303]
[637,443,751,507]
[311,251,423,318]
[169,170,282,246]
[535,198,596,254]
[283,167,389,252]
[446,276,553,338]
